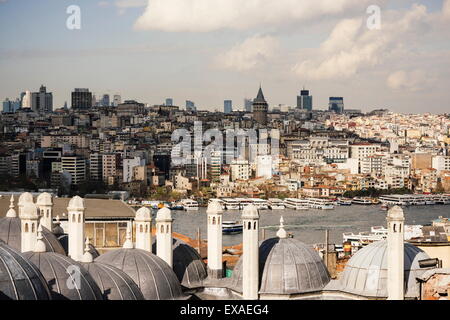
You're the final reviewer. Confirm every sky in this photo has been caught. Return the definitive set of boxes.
[0,0,449,113]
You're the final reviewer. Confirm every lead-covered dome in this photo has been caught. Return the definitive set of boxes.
[23,251,103,300]
[338,240,430,299]
[0,217,66,255]
[82,262,145,300]
[231,237,330,296]
[0,242,51,300]
[152,238,207,288]
[36,192,53,206]
[95,248,185,300]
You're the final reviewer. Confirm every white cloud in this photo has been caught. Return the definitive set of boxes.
[134,0,373,32]
[214,35,279,72]
[293,4,430,80]
[444,0,450,19]
[386,70,433,92]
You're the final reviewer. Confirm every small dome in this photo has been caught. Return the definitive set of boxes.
[207,200,223,215]
[68,196,85,211]
[18,192,34,206]
[0,242,51,300]
[242,204,259,219]
[82,262,145,300]
[36,192,53,206]
[0,217,66,255]
[96,248,185,300]
[19,201,39,219]
[231,237,330,296]
[156,207,172,221]
[23,251,103,300]
[135,207,151,221]
[339,240,430,299]
[388,206,404,219]
[152,238,207,288]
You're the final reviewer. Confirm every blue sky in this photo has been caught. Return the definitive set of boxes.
[1,0,449,113]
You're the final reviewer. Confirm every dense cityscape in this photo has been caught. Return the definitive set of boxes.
[0,0,449,307]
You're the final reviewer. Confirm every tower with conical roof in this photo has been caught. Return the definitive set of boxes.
[242,204,260,300]
[252,86,268,126]
[207,200,224,279]
[156,207,173,267]
[387,206,404,300]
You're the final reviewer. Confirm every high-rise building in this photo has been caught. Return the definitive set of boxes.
[186,100,196,112]
[224,100,233,114]
[165,98,173,106]
[252,87,268,126]
[244,98,253,112]
[329,97,344,113]
[21,91,32,109]
[31,85,53,113]
[101,94,110,107]
[61,156,86,185]
[113,95,121,107]
[2,99,11,113]
[71,88,93,110]
[297,89,313,111]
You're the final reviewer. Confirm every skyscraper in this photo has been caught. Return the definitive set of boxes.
[244,98,253,112]
[101,94,110,107]
[224,100,232,114]
[165,98,173,106]
[113,95,121,107]
[297,89,313,111]
[252,86,268,126]
[186,100,196,112]
[72,88,93,110]
[329,97,344,113]
[21,91,32,109]
[31,85,53,113]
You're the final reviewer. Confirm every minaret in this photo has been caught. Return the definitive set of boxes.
[6,195,17,218]
[387,206,405,300]
[34,224,47,253]
[19,199,40,253]
[81,238,94,263]
[156,207,173,267]
[276,216,288,239]
[242,204,260,300]
[135,207,152,252]
[67,196,86,262]
[207,200,224,279]
[36,192,53,231]
[123,221,134,249]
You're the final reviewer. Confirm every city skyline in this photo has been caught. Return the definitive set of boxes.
[1,0,450,113]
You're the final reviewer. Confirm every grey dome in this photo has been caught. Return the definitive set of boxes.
[339,240,430,299]
[0,217,66,255]
[23,251,103,300]
[57,234,99,258]
[152,238,207,288]
[0,242,51,300]
[231,237,330,296]
[82,262,145,300]
[96,248,185,300]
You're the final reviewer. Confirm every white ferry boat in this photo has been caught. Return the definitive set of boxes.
[268,198,285,210]
[308,198,335,210]
[352,197,373,205]
[236,198,253,210]
[337,198,352,206]
[222,198,240,210]
[222,221,243,234]
[181,199,199,211]
[250,199,269,210]
[284,198,309,210]
[379,195,411,206]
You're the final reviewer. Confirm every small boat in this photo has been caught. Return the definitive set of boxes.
[337,198,352,206]
[222,221,243,234]
[181,199,199,211]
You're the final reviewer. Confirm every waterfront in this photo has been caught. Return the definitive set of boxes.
[169,205,450,246]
